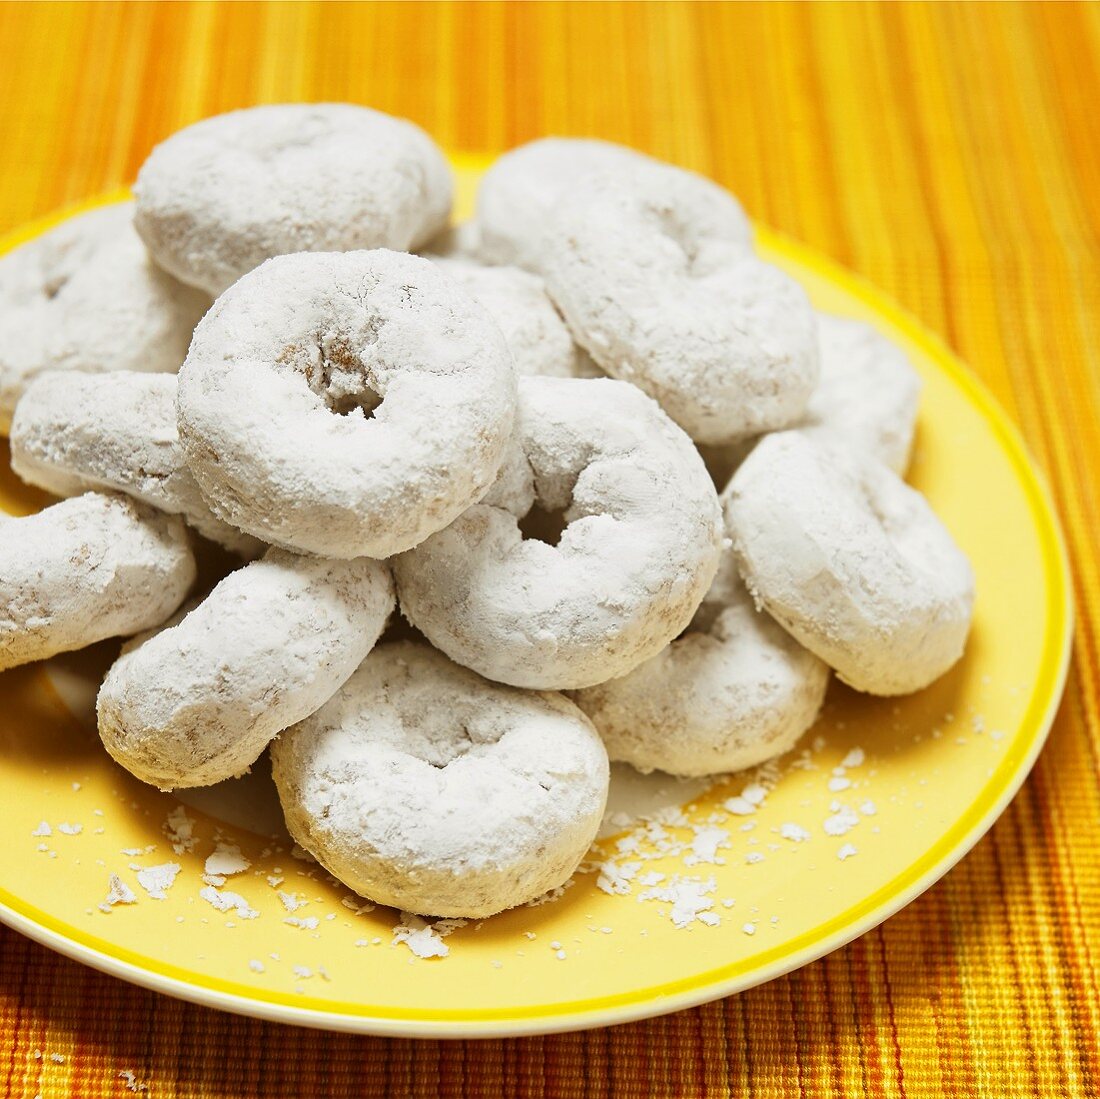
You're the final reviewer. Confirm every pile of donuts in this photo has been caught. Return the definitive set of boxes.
[0,104,974,920]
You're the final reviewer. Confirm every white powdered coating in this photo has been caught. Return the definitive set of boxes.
[0,493,195,671]
[97,548,394,790]
[0,202,208,432]
[475,138,741,270]
[724,432,975,695]
[393,376,724,689]
[134,103,453,295]
[176,250,517,559]
[801,313,923,475]
[10,371,260,555]
[271,642,609,918]
[541,165,816,444]
[572,547,829,777]
[694,313,922,487]
[430,257,588,378]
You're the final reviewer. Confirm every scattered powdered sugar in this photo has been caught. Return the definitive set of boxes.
[119,1070,148,1093]
[248,959,265,973]
[837,843,859,861]
[163,805,196,854]
[840,747,865,769]
[684,826,730,866]
[780,822,811,842]
[99,873,136,913]
[391,913,468,958]
[57,822,82,835]
[596,860,642,895]
[284,916,320,930]
[31,822,51,837]
[637,875,717,929]
[203,842,251,885]
[724,796,756,816]
[199,886,258,920]
[278,891,308,913]
[132,861,181,899]
[823,804,860,837]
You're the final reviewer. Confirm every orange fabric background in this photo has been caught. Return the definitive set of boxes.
[1,2,1099,1095]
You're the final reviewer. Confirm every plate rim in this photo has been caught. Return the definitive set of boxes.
[0,191,1074,1039]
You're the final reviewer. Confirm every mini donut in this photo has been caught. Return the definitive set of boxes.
[134,103,453,295]
[0,493,195,672]
[475,137,741,270]
[176,249,517,559]
[431,257,588,378]
[270,641,609,918]
[0,202,209,432]
[540,164,817,444]
[801,312,923,475]
[11,371,261,555]
[572,547,829,777]
[97,549,394,790]
[393,376,724,689]
[724,431,974,695]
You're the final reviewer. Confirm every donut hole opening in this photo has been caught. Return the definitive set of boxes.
[326,389,383,419]
[418,720,504,769]
[518,502,569,547]
[654,208,706,275]
[306,332,384,419]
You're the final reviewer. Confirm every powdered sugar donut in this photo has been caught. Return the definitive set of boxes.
[0,202,208,432]
[134,104,452,295]
[724,431,974,695]
[476,138,745,270]
[541,165,816,444]
[431,257,588,378]
[0,493,195,671]
[393,376,724,689]
[97,549,394,790]
[801,313,922,474]
[11,371,260,555]
[572,548,829,776]
[271,641,609,918]
[176,249,517,559]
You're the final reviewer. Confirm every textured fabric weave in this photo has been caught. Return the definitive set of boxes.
[1,2,1098,1096]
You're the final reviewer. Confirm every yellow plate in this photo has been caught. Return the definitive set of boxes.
[0,158,1072,1038]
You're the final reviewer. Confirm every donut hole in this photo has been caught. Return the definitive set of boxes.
[518,500,569,547]
[305,330,384,419]
[326,389,383,419]
[413,718,504,769]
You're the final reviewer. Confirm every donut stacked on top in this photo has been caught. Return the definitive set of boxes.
[0,107,974,920]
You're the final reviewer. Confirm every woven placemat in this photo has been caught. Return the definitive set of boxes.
[0,3,1097,1095]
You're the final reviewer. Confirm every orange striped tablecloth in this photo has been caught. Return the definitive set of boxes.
[0,2,1098,1095]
